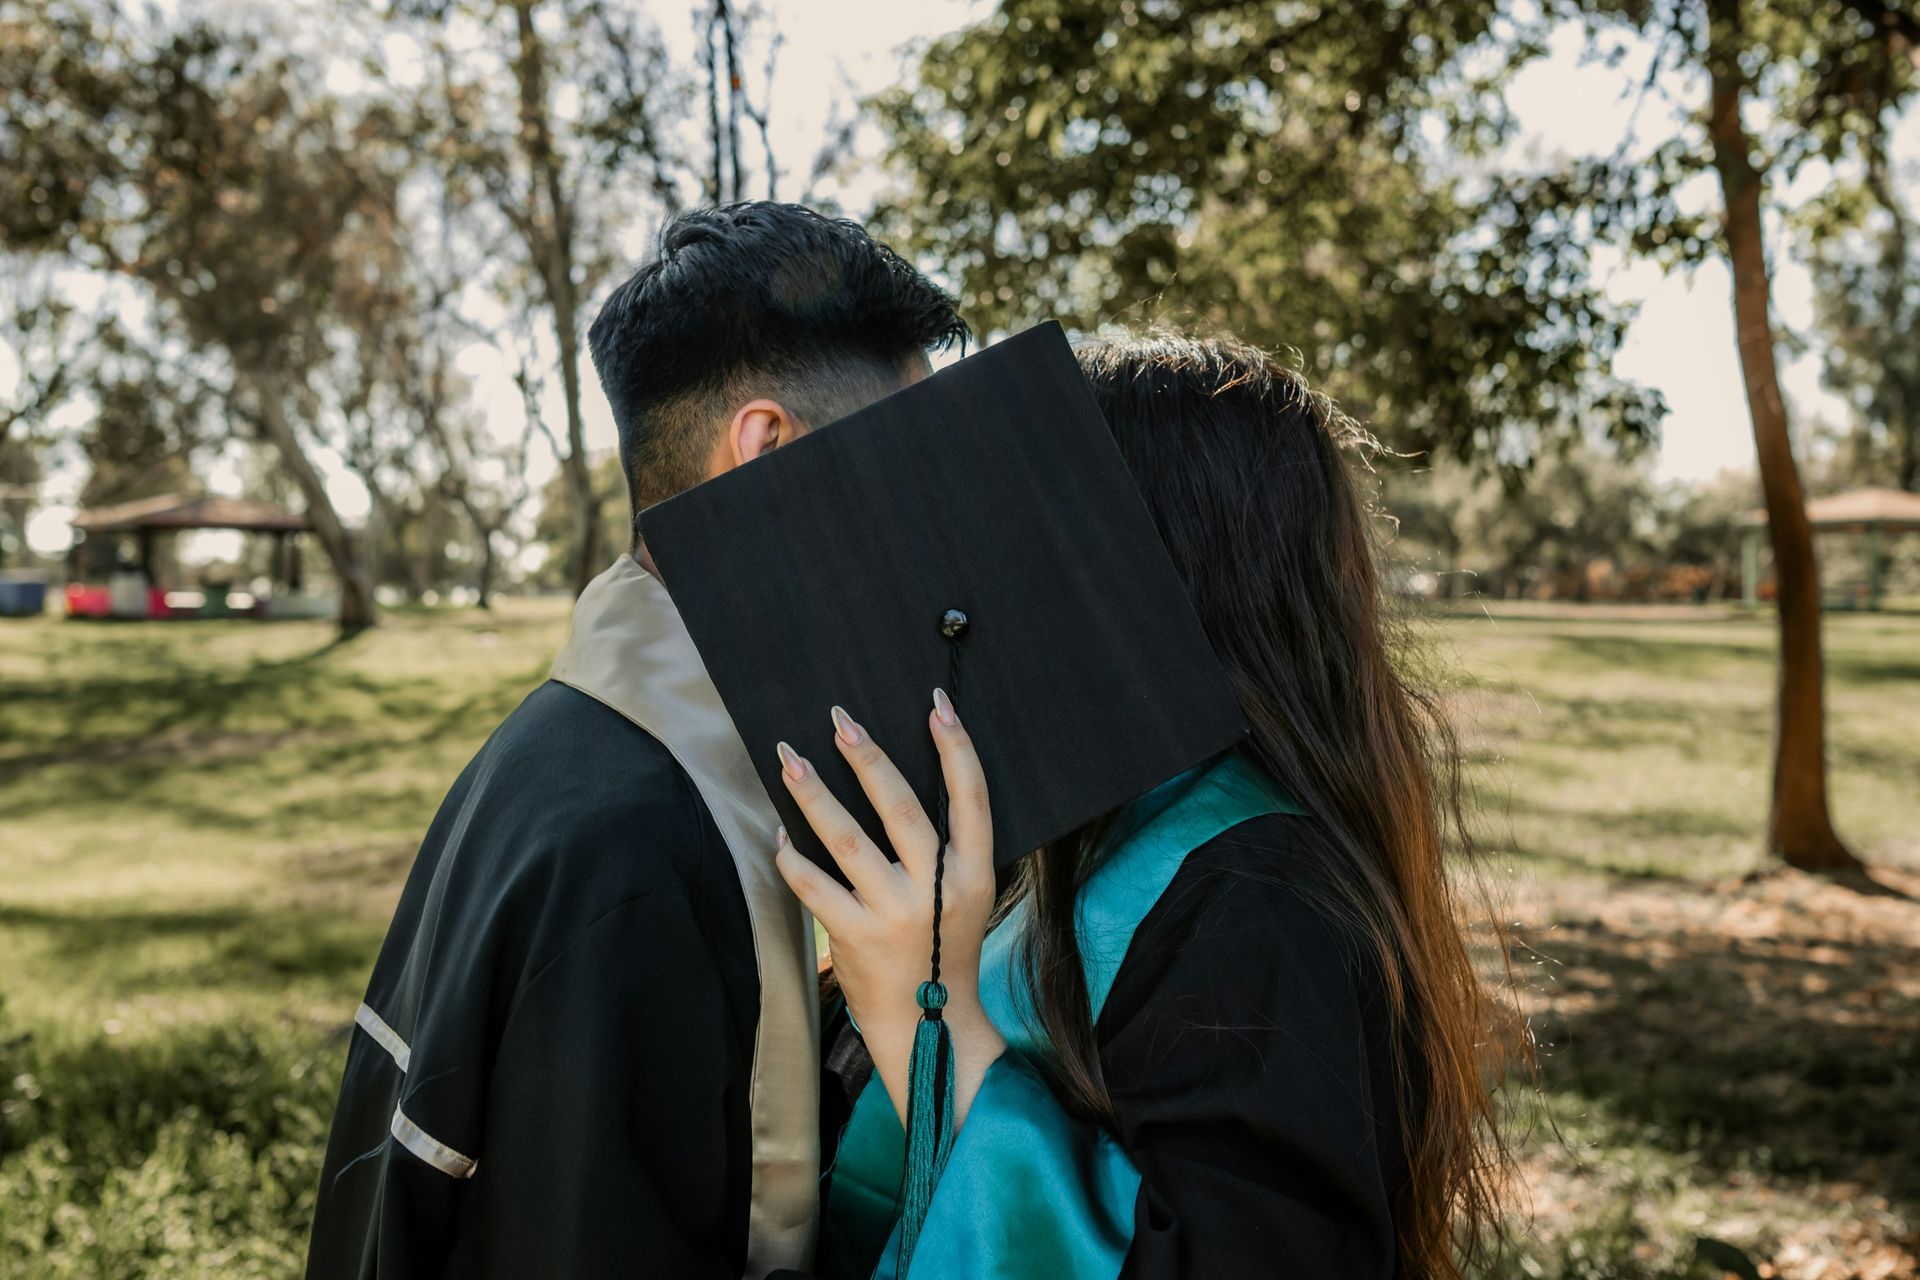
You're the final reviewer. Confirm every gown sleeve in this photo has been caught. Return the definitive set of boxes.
[444,890,753,1277]
[889,816,1407,1279]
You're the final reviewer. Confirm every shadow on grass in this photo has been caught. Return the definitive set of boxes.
[1476,841,1698,884]
[1505,800,1753,844]
[0,900,380,997]
[1468,684,1917,789]
[1546,695,1769,744]
[0,652,545,833]
[1523,913,1920,1213]
[1462,689,1775,753]
[1493,627,1920,687]
[1462,792,1760,881]
[1546,633,1773,679]
[1,663,492,763]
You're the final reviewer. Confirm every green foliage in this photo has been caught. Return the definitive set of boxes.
[0,2,406,374]
[1386,452,1920,603]
[1555,0,1917,194]
[1383,448,1751,600]
[1550,0,1920,292]
[524,452,628,590]
[0,1006,334,1279]
[1803,193,1920,491]
[869,0,1666,465]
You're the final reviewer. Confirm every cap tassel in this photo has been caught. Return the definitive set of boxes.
[897,980,955,1269]
[894,620,968,1274]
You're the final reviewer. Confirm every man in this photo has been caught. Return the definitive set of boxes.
[306,203,966,1279]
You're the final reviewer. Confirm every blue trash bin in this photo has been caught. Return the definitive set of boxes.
[0,572,49,617]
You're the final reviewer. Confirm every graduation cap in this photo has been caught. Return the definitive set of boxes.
[640,321,1246,1264]
[641,320,1246,878]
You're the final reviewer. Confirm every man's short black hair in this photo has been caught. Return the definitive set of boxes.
[588,202,968,528]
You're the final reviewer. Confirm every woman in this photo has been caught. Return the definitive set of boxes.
[774,334,1512,1278]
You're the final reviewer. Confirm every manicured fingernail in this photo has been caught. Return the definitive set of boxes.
[831,705,864,746]
[933,687,957,726]
[777,741,808,780]
[775,825,790,848]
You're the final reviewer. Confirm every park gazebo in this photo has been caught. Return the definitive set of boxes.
[1740,486,1920,610]
[65,493,335,620]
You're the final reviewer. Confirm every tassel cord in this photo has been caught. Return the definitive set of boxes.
[895,628,965,1275]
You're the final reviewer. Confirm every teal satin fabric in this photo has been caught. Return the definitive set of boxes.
[821,752,1298,1279]
[869,1051,1136,1280]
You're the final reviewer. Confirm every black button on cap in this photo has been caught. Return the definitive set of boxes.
[940,609,970,639]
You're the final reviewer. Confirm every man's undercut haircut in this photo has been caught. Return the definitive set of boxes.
[588,202,968,528]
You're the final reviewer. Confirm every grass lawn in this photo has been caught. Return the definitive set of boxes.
[1,601,1916,1277]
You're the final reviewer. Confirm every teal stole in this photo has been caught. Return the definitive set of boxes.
[817,752,1299,1279]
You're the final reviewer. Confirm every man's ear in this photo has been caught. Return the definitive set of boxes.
[711,398,803,477]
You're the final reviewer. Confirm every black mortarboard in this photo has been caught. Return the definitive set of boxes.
[640,320,1246,879]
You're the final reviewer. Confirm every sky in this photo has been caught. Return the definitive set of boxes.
[17,0,1915,557]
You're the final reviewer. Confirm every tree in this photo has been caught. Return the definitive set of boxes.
[72,341,213,510]
[525,451,625,592]
[1702,1,1846,867]
[393,0,689,594]
[384,252,541,609]
[0,276,100,565]
[1703,0,1853,869]
[0,279,97,454]
[698,0,784,205]
[1382,442,1661,600]
[1657,470,1756,600]
[870,0,1667,468]
[397,172,547,610]
[1806,178,1920,492]
[423,392,536,609]
[330,204,431,601]
[0,2,409,631]
[1555,0,1915,871]
[395,0,790,590]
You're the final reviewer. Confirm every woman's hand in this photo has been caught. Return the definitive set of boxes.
[773,688,1004,1130]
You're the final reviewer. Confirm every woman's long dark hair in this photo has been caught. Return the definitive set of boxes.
[1007,333,1513,1278]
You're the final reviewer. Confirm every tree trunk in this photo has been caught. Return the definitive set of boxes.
[1704,3,1861,872]
[245,369,376,634]
[509,0,603,598]
[475,527,496,610]
[449,488,499,610]
[360,472,401,599]
[554,303,601,596]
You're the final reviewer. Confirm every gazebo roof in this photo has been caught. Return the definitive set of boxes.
[72,493,312,535]
[1740,486,1920,535]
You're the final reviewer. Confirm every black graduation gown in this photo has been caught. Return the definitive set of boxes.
[818,812,1415,1278]
[305,680,760,1278]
